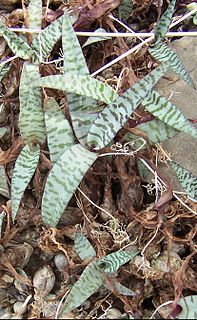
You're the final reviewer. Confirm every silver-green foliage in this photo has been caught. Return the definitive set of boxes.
[118,0,133,21]
[44,97,75,163]
[11,144,40,220]
[177,295,197,319]
[148,42,195,89]
[42,144,97,226]
[170,161,197,200]
[87,62,170,150]
[143,91,197,138]
[27,0,42,31]
[154,0,176,43]
[0,22,35,60]
[75,232,96,260]
[19,62,46,144]
[61,246,138,314]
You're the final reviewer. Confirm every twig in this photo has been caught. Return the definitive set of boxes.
[91,7,197,76]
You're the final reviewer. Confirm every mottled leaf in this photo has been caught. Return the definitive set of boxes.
[0,22,35,60]
[177,295,197,319]
[118,0,133,21]
[112,281,136,296]
[11,144,40,220]
[149,42,195,89]
[0,165,9,198]
[61,248,138,314]
[42,144,97,226]
[44,97,75,163]
[31,15,63,60]
[62,12,89,75]
[170,161,197,200]
[19,62,46,144]
[0,63,11,82]
[75,232,96,260]
[82,28,111,47]
[61,260,103,314]
[142,91,197,138]
[68,95,101,145]
[98,249,139,273]
[87,62,170,150]
[36,74,117,104]
[154,0,176,42]
[27,0,42,30]
[137,118,178,144]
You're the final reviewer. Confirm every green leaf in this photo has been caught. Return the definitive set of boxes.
[149,42,195,89]
[0,22,35,60]
[98,249,139,273]
[177,295,197,319]
[75,232,96,260]
[82,28,112,48]
[0,165,10,198]
[44,97,75,163]
[62,12,89,75]
[36,74,117,104]
[68,95,101,145]
[118,0,133,22]
[61,248,138,314]
[19,62,46,144]
[27,0,42,31]
[42,144,97,226]
[31,15,63,61]
[0,63,11,82]
[142,91,197,138]
[61,260,104,314]
[87,62,170,150]
[137,118,178,144]
[170,161,197,200]
[11,144,40,220]
[154,0,176,42]
[112,281,136,296]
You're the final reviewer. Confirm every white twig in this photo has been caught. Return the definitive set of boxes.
[91,7,197,76]
[0,55,18,67]
[150,300,174,319]
[77,187,118,227]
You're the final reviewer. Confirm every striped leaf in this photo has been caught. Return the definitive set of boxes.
[42,144,97,226]
[87,62,170,150]
[68,95,101,145]
[177,295,197,319]
[61,260,104,314]
[44,97,75,163]
[36,74,117,104]
[154,0,176,42]
[170,161,197,200]
[11,144,40,220]
[19,62,46,144]
[118,0,133,21]
[98,249,139,273]
[149,42,195,89]
[142,91,197,138]
[137,119,178,144]
[82,28,112,47]
[75,232,96,260]
[62,12,89,75]
[61,248,138,314]
[31,15,63,61]
[27,0,42,31]
[0,22,35,60]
